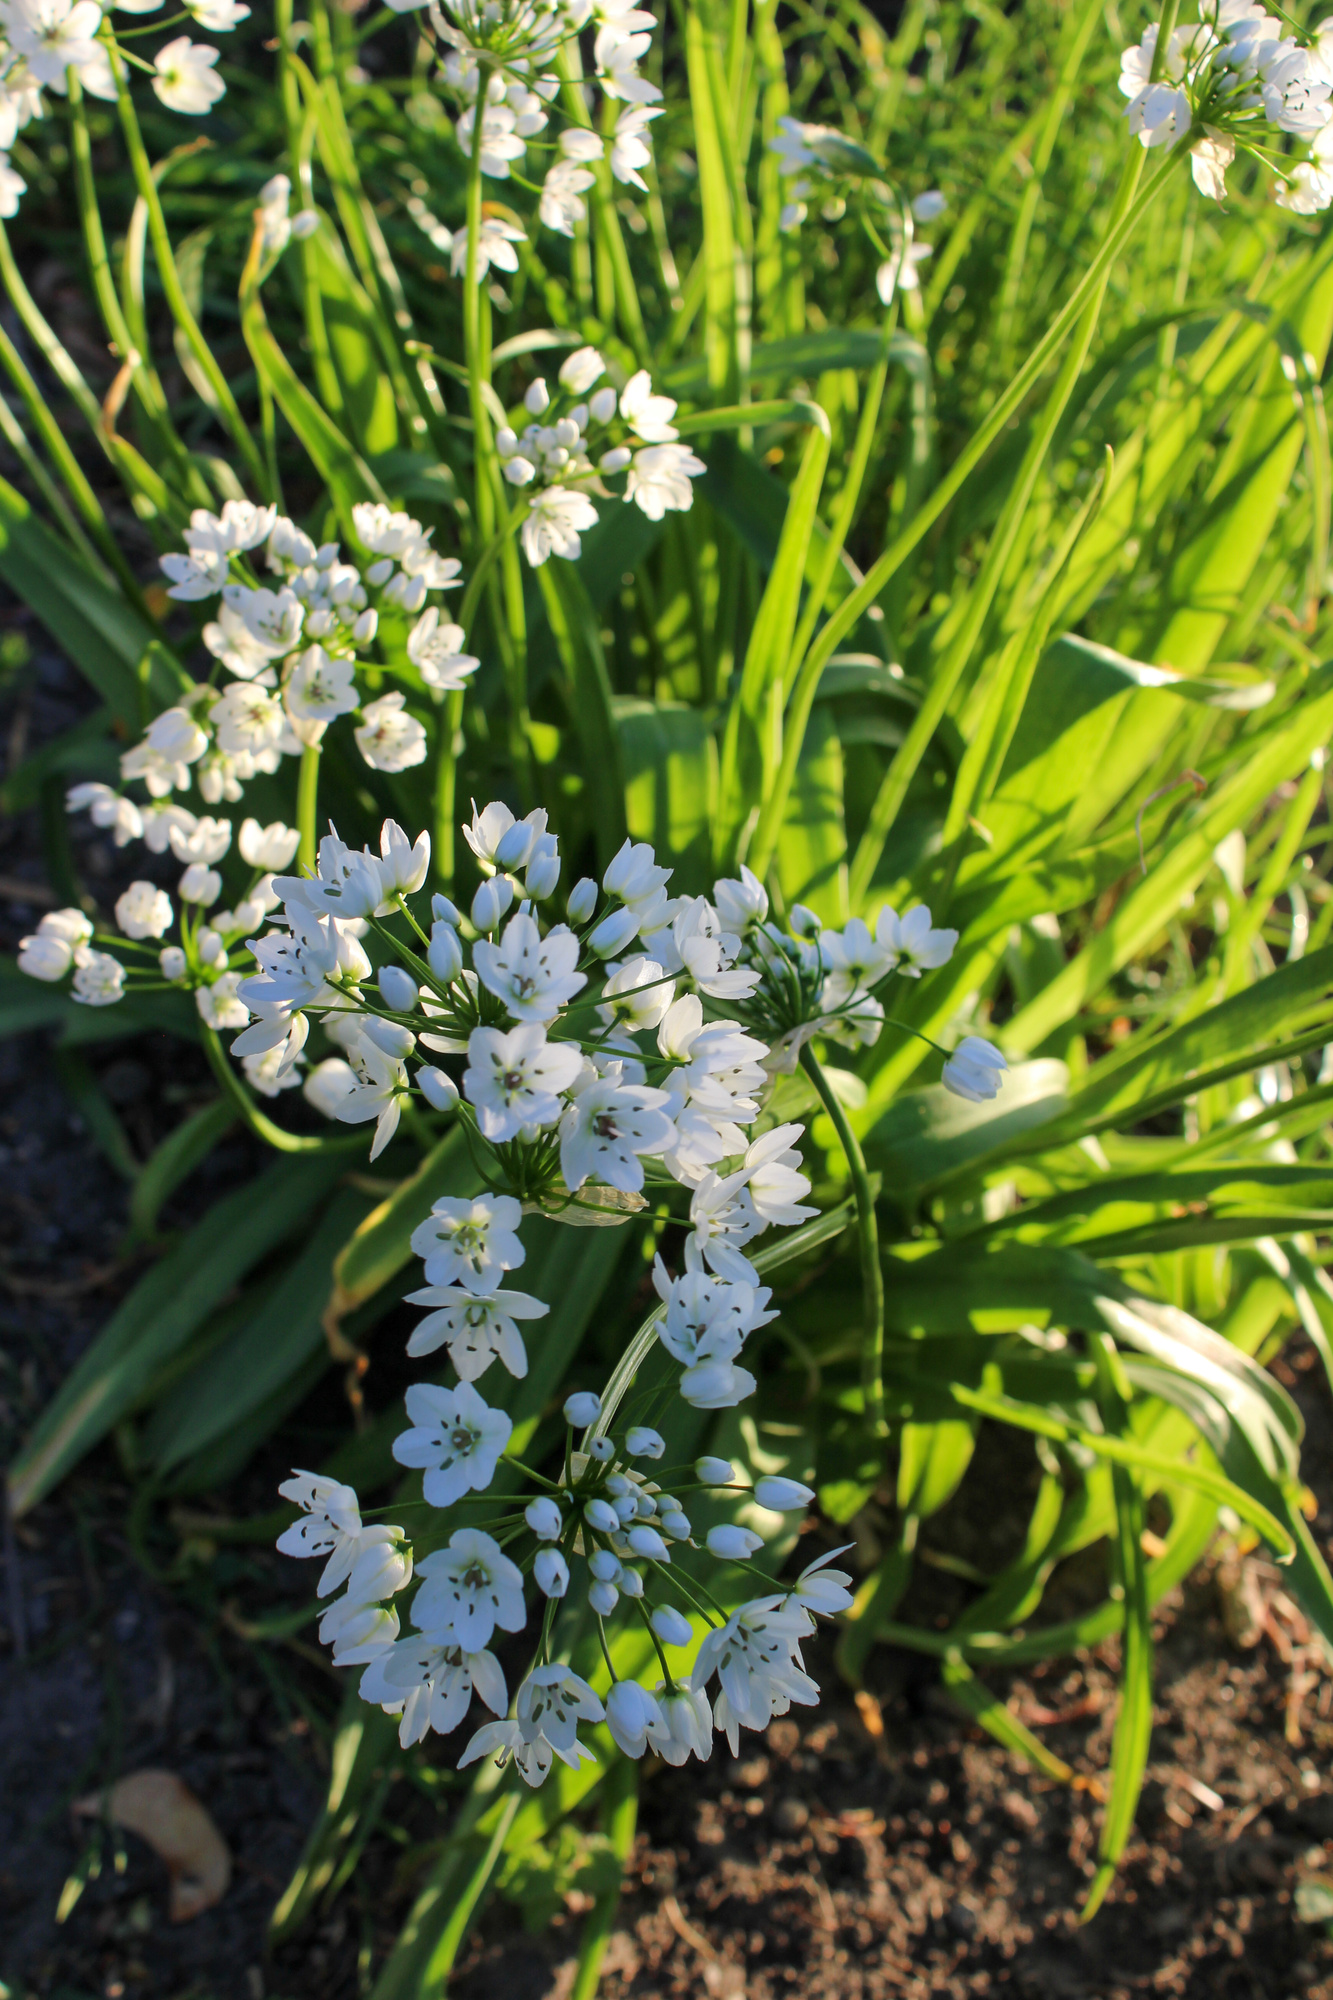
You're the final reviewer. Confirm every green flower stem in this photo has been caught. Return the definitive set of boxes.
[0,215,106,438]
[107,38,269,494]
[800,1041,885,1438]
[66,72,165,418]
[432,687,465,892]
[296,742,322,873]
[199,1024,357,1154]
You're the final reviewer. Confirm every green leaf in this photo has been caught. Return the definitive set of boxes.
[126,1097,237,1246]
[537,561,628,868]
[865,1058,1070,1195]
[615,697,716,894]
[325,1125,476,1336]
[7,1151,346,1515]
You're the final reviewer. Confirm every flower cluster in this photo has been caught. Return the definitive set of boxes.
[82,500,473,819]
[495,345,705,564]
[0,0,248,221]
[279,1384,853,1781]
[1119,1,1333,208]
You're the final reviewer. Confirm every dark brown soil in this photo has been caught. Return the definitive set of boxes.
[7,621,1333,2000]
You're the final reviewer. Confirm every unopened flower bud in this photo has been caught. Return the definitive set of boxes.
[696,1457,735,1485]
[197,927,225,966]
[361,1018,416,1060]
[471,875,513,932]
[160,945,187,982]
[525,848,560,900]
[627,1524,670,1562]
[589,1549,622,1582]
[428,921,463,982]
[525,1496,563,1540]
[626,1426,665,1459]
[658,1509,691,1539]
[567,877,598,924]
[554,417,580,448]
[564,1390,601,1426]
[599,446,632,474]
[418,1066,459,1112]
[612,1494,638,1524]
[366,556,396,586]
[352,608,378,645]
[589,1435,615,1462]
[432,893,461,925]
[584,1497,621,1534]
[706,1524,763,1561]
[495,819,538,869]
[379,964,419,1012]
[534,1547,569,1597]
[291,208,319,239]
[589,385,617,423]
[495,425,519,459]
[524,377,550,414]
[754,1476,815,1512]
[588,1579,619,1615]
[503,455,537,486]
[650,1604,692,1647]
[618,1567,644,1598]
[589,906,641,957]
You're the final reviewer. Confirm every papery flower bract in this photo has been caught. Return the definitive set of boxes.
[410,1191,525,1295]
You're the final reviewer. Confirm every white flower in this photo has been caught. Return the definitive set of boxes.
[276,828,386,922]
[203,586,304,680]
[685,1125,815,1282]
[558,345,606,393]
[521,485,600,566]
[161,547,228,600]
[406,607,480,693]
[1277,157,1333,211]
[304,1056,358,1117]
[458,1718,559,1786]
[186,498,277,557]
[361,1637,507,1747]
[653,1685,713,1765]
[941,1034,1008,1102]
[378,819,432,899]
[410,1191,525,1294]
[707,1523,763,1560]
[213,681,285,760]
[121,706,210,797]
[558,1061,675,1191]
[114,881,173,940]
[539,156,597,234]
[318,1595,401,1666]
[671,897,759,1000]
[393,1382,514,1506]
[169,813,232,864]
[412,1527,526,1650]
[152,36,224,113]
[3,0,107,93]
[595,22,661,102]
[517,1663,604,1755]
[781,1545,855,1628]
[188,0,249,29]
[653,1259,775,1363]
[196,970,249,1029]
[712,865,768,933]
[597,955,674,1043]
[449,215,526,279]
[178,862,222,906]
[355,691,428,772]
[403,1283,547,1378]
[692,1597,818,1735]
[818,914,896,1005]
[881,902,958,975]
[239,817,299,870]
[457,99,527,178]
[473,911,586,1021]
[335,1036,409,1159]
[66,783,143,847]
[283,645,359,744]
[71,950,126,1007]
[242,1043,302,1095]
[600,1680,664,1760]
[17,906,92,981]
[875,241,932,305]
[462,1021,584,1139]
[610,103,660,187]
[1260,40,1332,134]
[619,369,679,443]
[276,1471,368,1594]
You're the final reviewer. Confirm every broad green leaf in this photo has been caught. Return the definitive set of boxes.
[615,697,716,894]
[896,1417,977,1516]
[662,327,914,397]
[127,1097,237,1245]
[325,1125,476,1336]
[773,701,848,921]
[537,560,628,868]
[7,1152,346,1515]
[865,1058,1069,1194]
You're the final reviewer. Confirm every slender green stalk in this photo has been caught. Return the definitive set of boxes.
[297,743,322,873]
[433,688,465,891]
[800,1042,885,1437]
[784,146,1182,818]
[107,38,269,492]
[200,1025,354,1153]
[0,390,105,571]
[848,143,1159,904]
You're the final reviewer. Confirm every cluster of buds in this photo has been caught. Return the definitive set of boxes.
[106,500,474,812]
[495,345,705,565]
[1120,1,1333,207]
